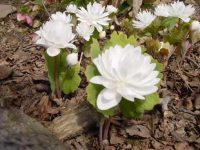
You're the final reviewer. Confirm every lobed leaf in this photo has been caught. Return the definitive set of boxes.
[61,65,81,94]
[104,31,137,49]
[85,65,99,81]
[120,92,160,118]
[90,38,101,59]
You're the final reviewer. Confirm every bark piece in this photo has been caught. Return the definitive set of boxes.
[0,4,16,18]
[194,95,200,110]
[49,102,99,140]
[0,107,70,150]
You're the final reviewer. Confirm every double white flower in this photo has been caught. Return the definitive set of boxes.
[35,12,76,57]
[51,12,72,24]
[155,1,195,22]
[133,10,156,30]
[76,22,94,41]
[90,44,160,110]
[76,2,111,32]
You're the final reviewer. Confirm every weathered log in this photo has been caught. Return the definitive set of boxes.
[49,102,99,140]
[0,107,70,150]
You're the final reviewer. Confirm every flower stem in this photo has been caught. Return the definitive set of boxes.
[54,55,61,99]
[103,117,111,141]
[99,118,105,150]
[99,117,112,149]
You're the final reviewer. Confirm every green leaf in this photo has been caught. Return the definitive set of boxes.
[44,52,56,93]
[144,18,161,36]
[104,31,137,49]
[164,23,189,44]
[85,65,99,81]
[162,17,178,30]
[61,65,81,94]
[58,50,68,73]
[120,18,136,36]
[90,38,101,59]
[86,83,115,118]
[34,0,43,6]
[62,74,81,94]
[119,92,160,118]
[82,39,93,57]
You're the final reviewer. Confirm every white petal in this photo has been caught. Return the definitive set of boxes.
[97,88,121,110]
[66,43,77,49]
[90,76,115,89]
[47,47,60,57]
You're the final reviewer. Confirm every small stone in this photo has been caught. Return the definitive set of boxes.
[35,84,50,93]
[0,61,13,80]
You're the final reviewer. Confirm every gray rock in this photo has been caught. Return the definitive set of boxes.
[0,108,71,150]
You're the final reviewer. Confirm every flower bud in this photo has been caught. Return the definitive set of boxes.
[66,53,78,66]
[99,31,106,39]
[191,20,200,31]
[110,25,115,30]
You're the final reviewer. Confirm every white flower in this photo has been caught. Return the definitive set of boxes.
[155,4,170,17]
[99,31,106,39]
[51,12,72,24]
[90,44,160,110]
[76,22,94,41]
[35,20,76,56]
[190,20,200,31]
[66,4,78,13]
[76,2,110,32]
[106,5,118,14]
[66,53,78,66]
[167,1,194,22]
[133,10,156,30]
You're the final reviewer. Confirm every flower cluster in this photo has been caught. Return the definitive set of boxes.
[71,2,117,41]
[36,2,118,58]
[133,1,195,30]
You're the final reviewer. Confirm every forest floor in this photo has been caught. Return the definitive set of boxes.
[0,0,200,149]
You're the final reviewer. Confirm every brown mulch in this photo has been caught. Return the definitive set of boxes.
[0,0,200,149]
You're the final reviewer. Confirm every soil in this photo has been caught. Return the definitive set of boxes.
[0,0,200,150]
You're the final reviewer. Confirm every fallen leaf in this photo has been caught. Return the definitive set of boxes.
[125,125,151,138]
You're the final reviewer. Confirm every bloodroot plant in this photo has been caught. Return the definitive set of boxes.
[85,32,163,145]
[34,2,118,99]
[35,12,80,99]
